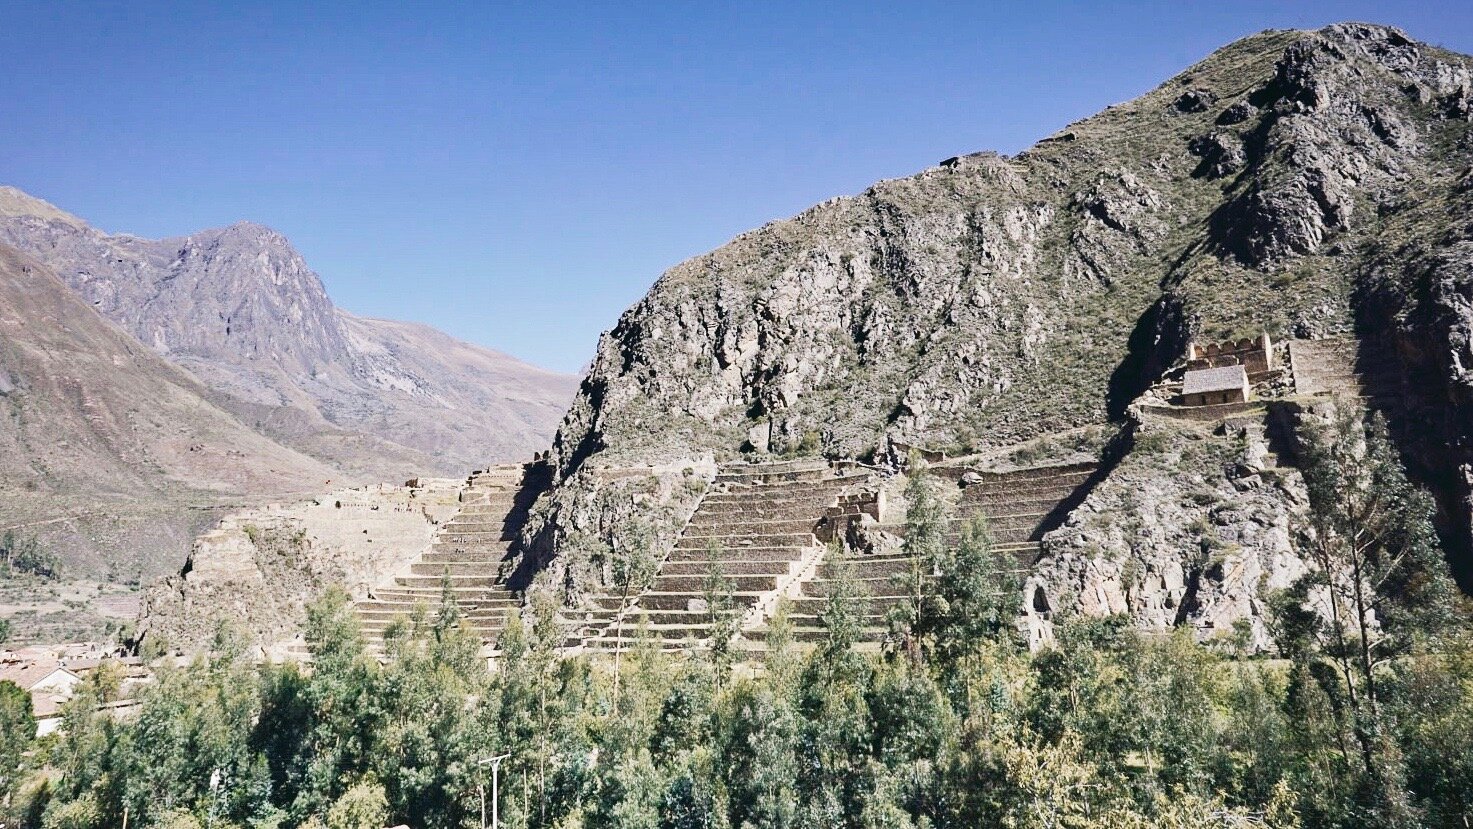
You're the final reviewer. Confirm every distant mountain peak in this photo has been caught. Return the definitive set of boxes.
[215,219,287,239]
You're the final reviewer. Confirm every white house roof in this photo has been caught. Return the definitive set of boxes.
[1182,365,1248,395]
[0,662,78,691]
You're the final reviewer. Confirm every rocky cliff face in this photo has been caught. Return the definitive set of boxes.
[0,190,580,483]
[528,24,1473,631]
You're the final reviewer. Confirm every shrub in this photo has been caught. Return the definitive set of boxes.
[327,781,389,829]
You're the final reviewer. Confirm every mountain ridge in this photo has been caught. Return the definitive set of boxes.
[0,192,580,482]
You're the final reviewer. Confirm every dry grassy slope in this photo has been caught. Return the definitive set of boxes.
[0,242,338,580]
[338,313,578,468]
[533,24,1473,601]
[0,189,580,483]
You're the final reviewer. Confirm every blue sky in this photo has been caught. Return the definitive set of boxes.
[4,2,1472,373]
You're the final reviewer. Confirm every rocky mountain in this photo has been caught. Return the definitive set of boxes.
[0,189,580,482]
[132,23,1473,658]
[0,241,337,582]
[517,23,1473,637]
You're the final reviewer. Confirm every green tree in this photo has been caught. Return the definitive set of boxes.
[610,519,661,706]
[818,544,866,660]
[276,587,380,823]
[1,531,61,581]
[931,514,1019,666]
[888,468,946,663]
[1115,630,1222,797]
[495,592,589,829]
[1386,628,1473,826]
[797,552,874,827]
[42,684,115,829]
[1285,402,1457,824]
[370,606,485,829]
[326,780,388,829]
[0,680,34,798]
[701,554,741,685]
[865,660,953,825]
[153,809,204,829]
[719,678,798,829]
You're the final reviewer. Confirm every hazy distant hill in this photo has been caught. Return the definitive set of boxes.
[0,187,580,483]
[0,241,338,582]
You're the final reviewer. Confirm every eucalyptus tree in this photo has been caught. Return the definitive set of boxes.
[1283,401,1458,822]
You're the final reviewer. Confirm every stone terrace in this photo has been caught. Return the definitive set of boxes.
[352,463,547,654]
[1288,337,1399,403]
[763,461,1099,646]
[569,459,875,653]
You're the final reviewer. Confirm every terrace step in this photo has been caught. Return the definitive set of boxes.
[430,540,513,552]
[371,589,515,603]
[565,460,882,650]
[357,607,514,623]
[958,494,1088,513]
[801,578,922,599]
[356,598,518,613]
[393,575,503,589]
[605,592,764,612]
[691,505,833,521]
[650,573,780,593]
[419,550,508,564]
[436,531,517,542]
[683,516,819,533]
[409,561,511,577]
[960,474,1093,498]
[816,556,916,579]
[675,532,814,549]
[657,560,796,576]
[786,595,906,615]
[360,616,509,633]
[666,546,817,562]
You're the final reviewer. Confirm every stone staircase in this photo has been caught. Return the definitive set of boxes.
[350,463,547,654]
[763,461,1099,645]
[568,460,874,653]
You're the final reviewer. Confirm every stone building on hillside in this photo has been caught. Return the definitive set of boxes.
[1187,333,1275,375]
[1181,365,1250,407]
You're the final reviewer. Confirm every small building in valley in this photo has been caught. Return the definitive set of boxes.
[1181,365,1250,407]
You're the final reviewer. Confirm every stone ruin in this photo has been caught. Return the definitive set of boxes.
[1187,333,1275,377]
